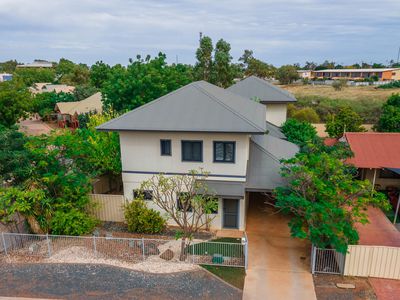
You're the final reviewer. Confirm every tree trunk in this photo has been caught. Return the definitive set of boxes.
[26,215,44,234]
[179,237,187,261]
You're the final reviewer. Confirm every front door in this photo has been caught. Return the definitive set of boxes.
[223,199,239,229]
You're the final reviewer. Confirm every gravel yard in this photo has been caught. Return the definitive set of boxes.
[0,263,242,300]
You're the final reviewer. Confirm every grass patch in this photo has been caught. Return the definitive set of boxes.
[187,237,243,257]
[201,264,246,290]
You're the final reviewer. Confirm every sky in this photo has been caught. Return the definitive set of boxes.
[0,0,400,67]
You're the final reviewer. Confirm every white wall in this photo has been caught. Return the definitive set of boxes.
[119,131,250,230]
[265,103,287,126]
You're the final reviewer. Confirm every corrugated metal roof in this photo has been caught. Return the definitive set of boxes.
[344,132,400,168]
[265,121,285,139]
[226,76,297,103]
[246,135,299,191]
[314,68,399,73]
[55,92,103,115]
[97,81,266,133]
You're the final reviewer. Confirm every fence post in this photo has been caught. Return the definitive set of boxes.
[141,238,145,261]
[46,233,52,257]
[311,245,316,274]
[192,242,194,264]
[1,232,8,256]
[243,233,248,270]
[93,235,97,257]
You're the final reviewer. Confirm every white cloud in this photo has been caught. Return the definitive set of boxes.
[0,0,399,65]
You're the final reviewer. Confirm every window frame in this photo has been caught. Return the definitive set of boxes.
[133,189,153,201]
[213,141,236,163]
[160,139,172,156]
[181,140,203,162]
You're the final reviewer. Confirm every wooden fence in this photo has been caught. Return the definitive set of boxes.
[344,245,400,280]
[88,194,126,222]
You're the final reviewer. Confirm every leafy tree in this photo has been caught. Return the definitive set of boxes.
[375,94,400,132]
[281,118,317,146]
[303,61,317,70]
[239,49,276,78]
[72,84,98,101]
[55,58,75,79]
[274,147,389,253]
[60,64,90,86]
[0,79,31,126]
[276,65,299,84]
[325,106,365,138]
[141,170,218,260]
[194,36,214,81]
[0,126,31,184]
[31,91,75,118]
[291,107,320,123]
[0,60,18,73]
[212,39,234,87]
[102,53,193,112]
[90,61,112,88]
[14,68,55,86]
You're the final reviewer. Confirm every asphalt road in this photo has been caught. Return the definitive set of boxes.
[0,263,242,300]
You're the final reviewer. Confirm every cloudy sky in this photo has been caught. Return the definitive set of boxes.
[1,0,399,66]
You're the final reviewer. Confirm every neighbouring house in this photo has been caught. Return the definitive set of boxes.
[297,70,313,79]
[0,73,13,82]
[226,75,297,126]
[340,132,400,222]
[55,92,103,128]
[313,68,400,81]
[29,83,75,94]
[17,60,53,68]
[97,80,298,231]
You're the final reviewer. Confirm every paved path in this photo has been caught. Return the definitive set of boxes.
[0,263,242,300]
[243,194,317,300]
[18,119,53,136]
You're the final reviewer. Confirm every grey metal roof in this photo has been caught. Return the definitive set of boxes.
[246,134,298,191]
[265,121,285,139]
[227,76,297,103]
[200,180,245,199]
[97,81,266,133]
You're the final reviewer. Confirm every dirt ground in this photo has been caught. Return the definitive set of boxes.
[282,84,400,102]
[313,274,377,300]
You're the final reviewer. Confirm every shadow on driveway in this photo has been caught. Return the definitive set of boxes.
[0,263,242,300]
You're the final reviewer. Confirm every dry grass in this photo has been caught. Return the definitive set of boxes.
[282,84,400,102]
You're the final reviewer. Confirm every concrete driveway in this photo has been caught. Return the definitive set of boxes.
[243,193,317,300]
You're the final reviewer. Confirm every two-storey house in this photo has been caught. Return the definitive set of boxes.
[97,79,298,231]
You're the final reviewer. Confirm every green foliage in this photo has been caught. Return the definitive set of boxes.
[72,84,98,101]
[332,79,347,91]
[50,209,97,235]
[212,39,234,87]
[124,199,166,234]
[276,65,299,84]
[0,126,31,184]
[31,91,75,118]
[325,106,365,138]
[0,60,18,73]
[102,53,193,112]
[281,118,317,146]
[194,36,237,87]
[296,95,382,124]
[291,107,320,123]
[375,93,400,132]
[195,36,214,82]
[90,61,112,88]
[56,58,90,86]
[239,49,276,78]
[377,81,400,89]
[275,147,389,253]
[0,79,31,126]
[14,68,55,86]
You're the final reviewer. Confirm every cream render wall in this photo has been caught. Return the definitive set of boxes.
[119,131,250,231]
[265,103,287,126]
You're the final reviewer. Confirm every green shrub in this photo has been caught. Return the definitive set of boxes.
[291,107,320,123]
[378,80,400,89]
[332,79,347,91]
[124,200,166,234]
[281,118,317,146]
[50,209,97,236]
